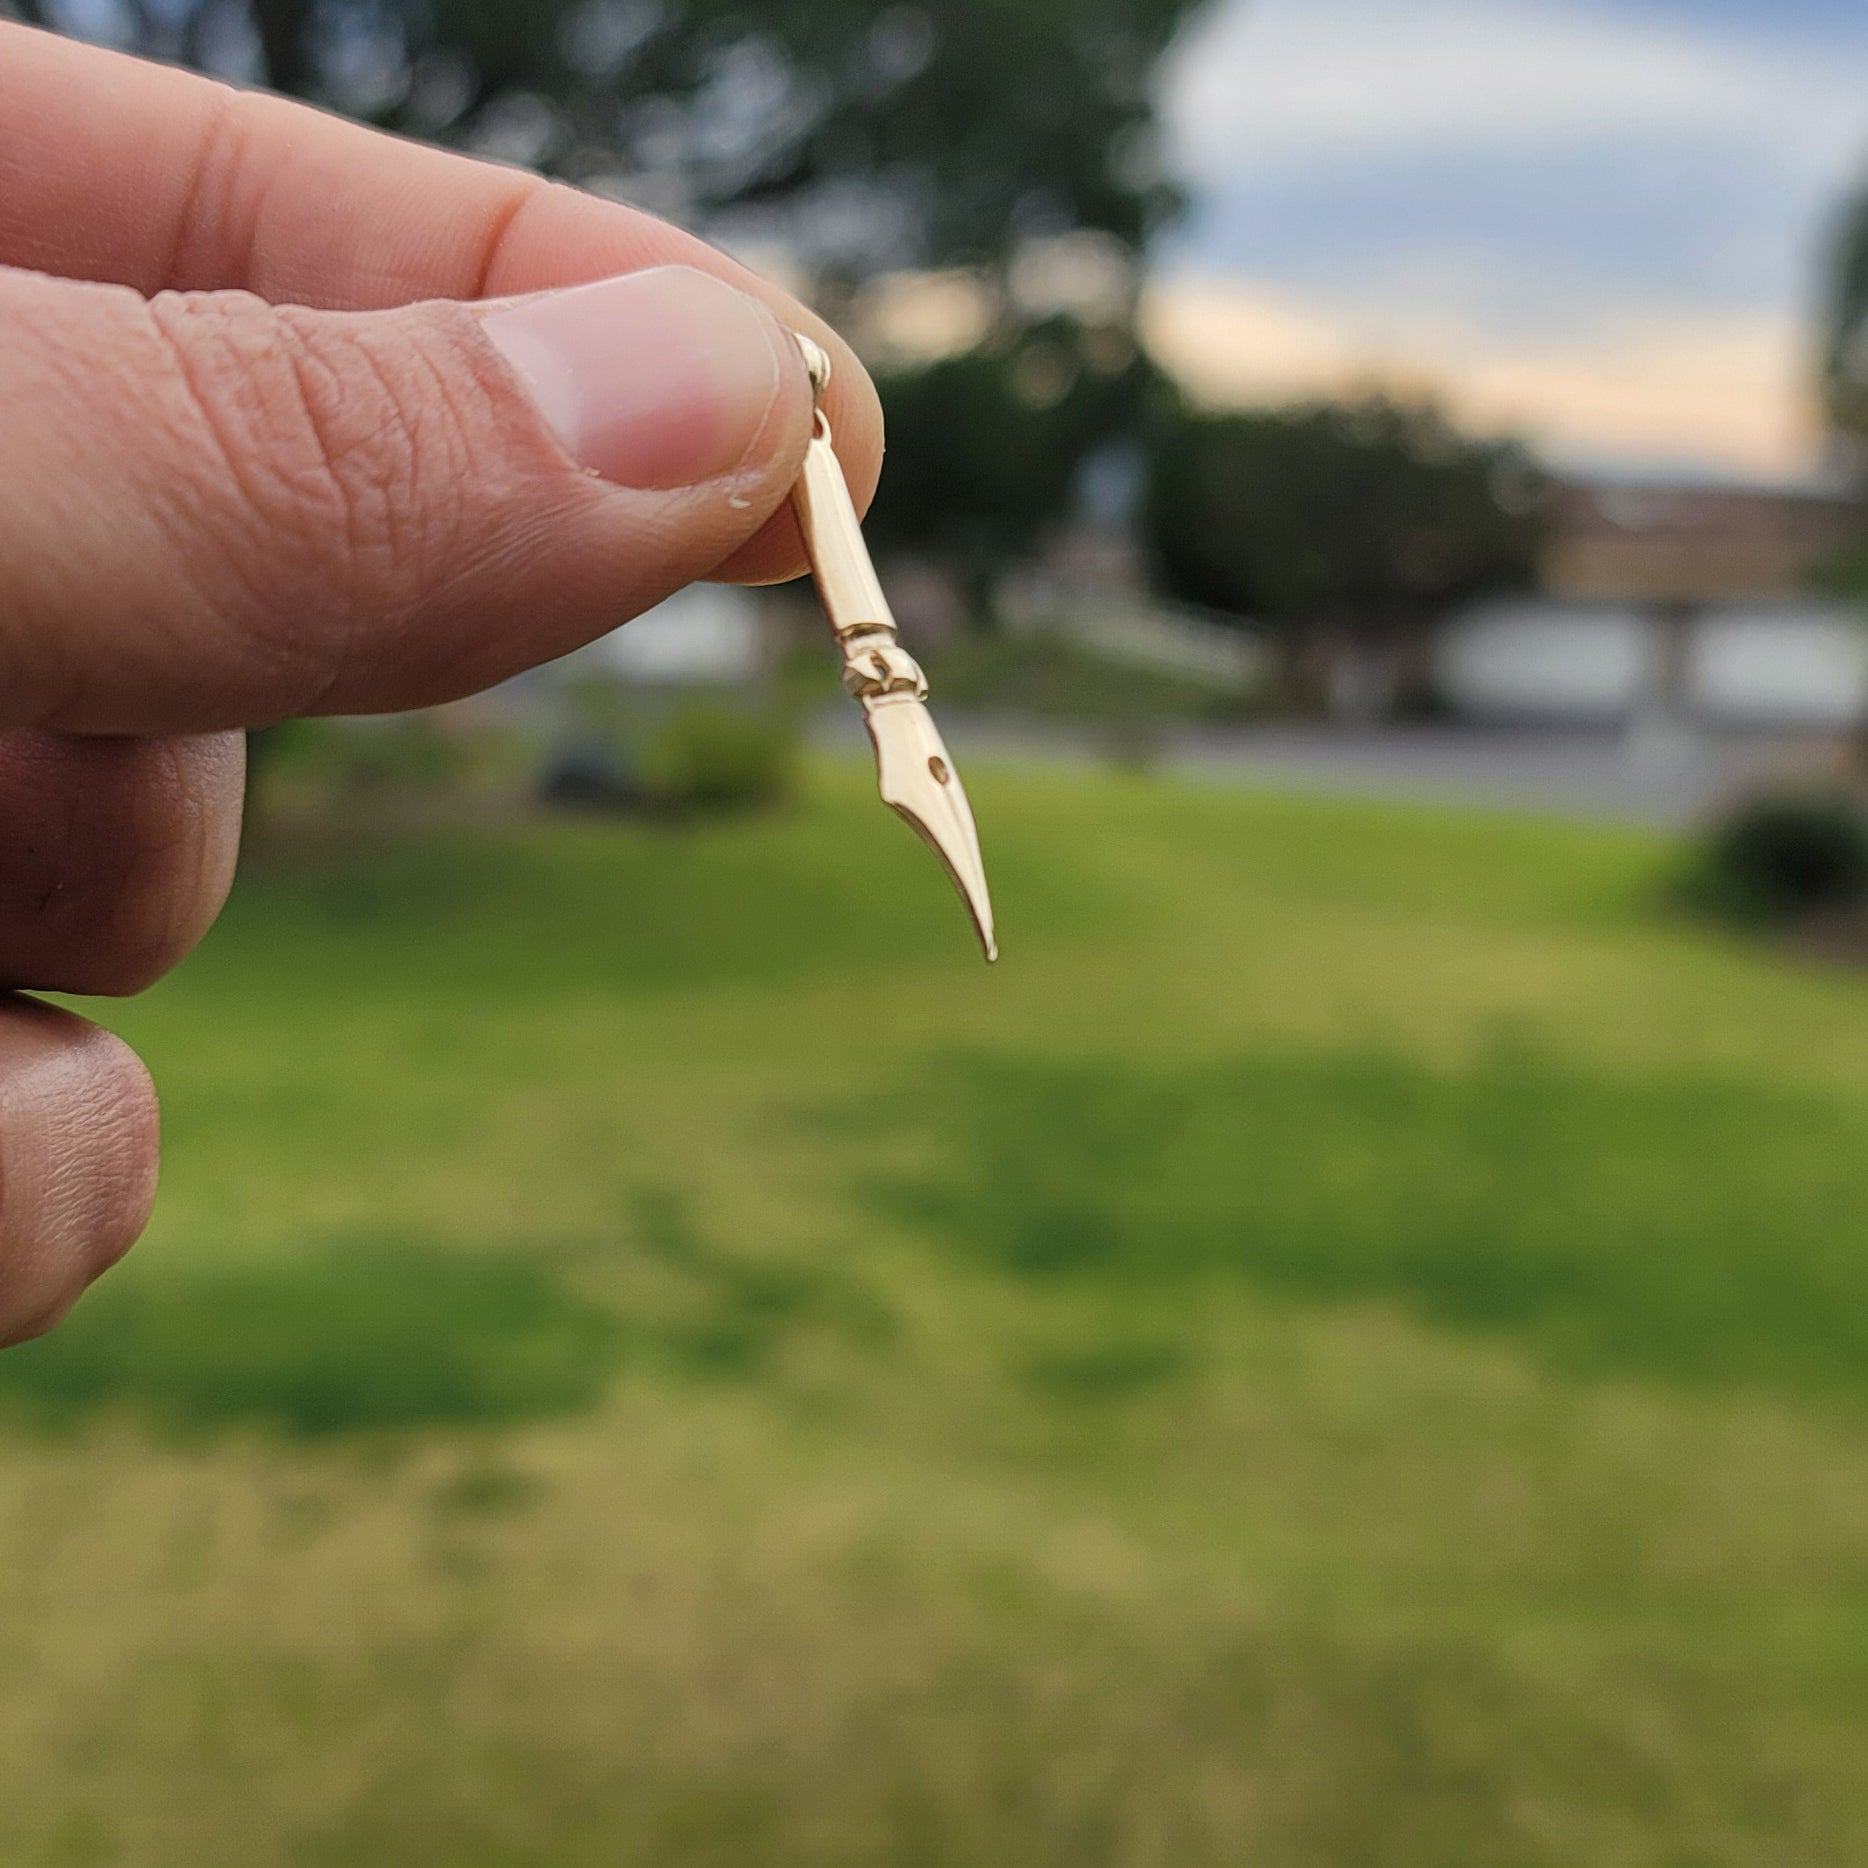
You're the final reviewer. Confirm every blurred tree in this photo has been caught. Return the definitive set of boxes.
[863,316,1161,615]
[19,0,1205,296]
[1144,397,1548,715]
[1818,188,1868,612]
[1823,187,1868,450]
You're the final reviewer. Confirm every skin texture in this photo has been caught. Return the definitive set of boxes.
[0,21,885,1342]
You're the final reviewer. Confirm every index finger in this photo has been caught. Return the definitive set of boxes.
[0,23,879,579]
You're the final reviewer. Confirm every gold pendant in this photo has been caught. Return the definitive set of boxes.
[788,334,996,963]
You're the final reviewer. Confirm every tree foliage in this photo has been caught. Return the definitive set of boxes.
[1817,188,1868,605]
[1144,397,1548,639]
[24,0,1207,283]
[1823,186,1868,449]
[863,317,1161,594]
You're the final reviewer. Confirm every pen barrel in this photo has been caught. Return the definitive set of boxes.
[791,428,897,641]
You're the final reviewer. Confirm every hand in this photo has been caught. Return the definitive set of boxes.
[0,23,883,1343]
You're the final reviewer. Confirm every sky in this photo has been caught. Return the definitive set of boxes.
[1144,0,1868,481]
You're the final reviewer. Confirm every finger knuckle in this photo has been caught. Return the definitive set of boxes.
[148,292,482,697]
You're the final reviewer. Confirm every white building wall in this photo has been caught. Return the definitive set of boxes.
[1437,599,1868,727]
[579,583,766,685]
[1436,602,1649,719]
[1692,608,1868,726]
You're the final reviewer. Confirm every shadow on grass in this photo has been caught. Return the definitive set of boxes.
[0,1237,620,1437]
[627,1187,896,1378]
[869,1048,1868,1399]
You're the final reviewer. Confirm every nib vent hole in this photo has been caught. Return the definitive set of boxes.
[928,755,952,785]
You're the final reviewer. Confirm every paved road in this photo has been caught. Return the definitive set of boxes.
[814,710,1847,828]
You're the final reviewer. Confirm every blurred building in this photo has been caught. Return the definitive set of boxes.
[998,442,1271,698]
[1438,477,1868,729]
[1546,481,1858,607]
[564,583,767,686]
[487,581,771,775]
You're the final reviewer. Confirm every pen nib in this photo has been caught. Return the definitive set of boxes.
[787,331,998,963]
[866,695,997,962]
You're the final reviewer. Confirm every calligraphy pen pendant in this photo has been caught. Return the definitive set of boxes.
[786,334,997,963]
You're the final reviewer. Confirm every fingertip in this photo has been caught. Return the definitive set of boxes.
[479,267,811,492]
[0,732,244,997]
[814,324,885,514]
[706,324,884,588]
[77,1024,161,1276]
[0,1002,158,1345]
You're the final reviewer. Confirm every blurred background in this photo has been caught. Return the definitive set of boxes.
[4,0,1868,1861]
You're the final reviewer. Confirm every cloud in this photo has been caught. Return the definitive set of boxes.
[1140,274,1822,479]
[1148,0,1867,475]
[1162,0,1867,184]
[1178,137,1826,334]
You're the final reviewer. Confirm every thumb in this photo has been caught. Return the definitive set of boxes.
[0,264,816,734]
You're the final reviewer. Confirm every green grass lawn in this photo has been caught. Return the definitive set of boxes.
[2,761,1867,1866]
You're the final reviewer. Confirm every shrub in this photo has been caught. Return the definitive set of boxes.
[1684,788,1868,927]
[250,713,502,827]
[637,702,800,812]
[284,715,474,796]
